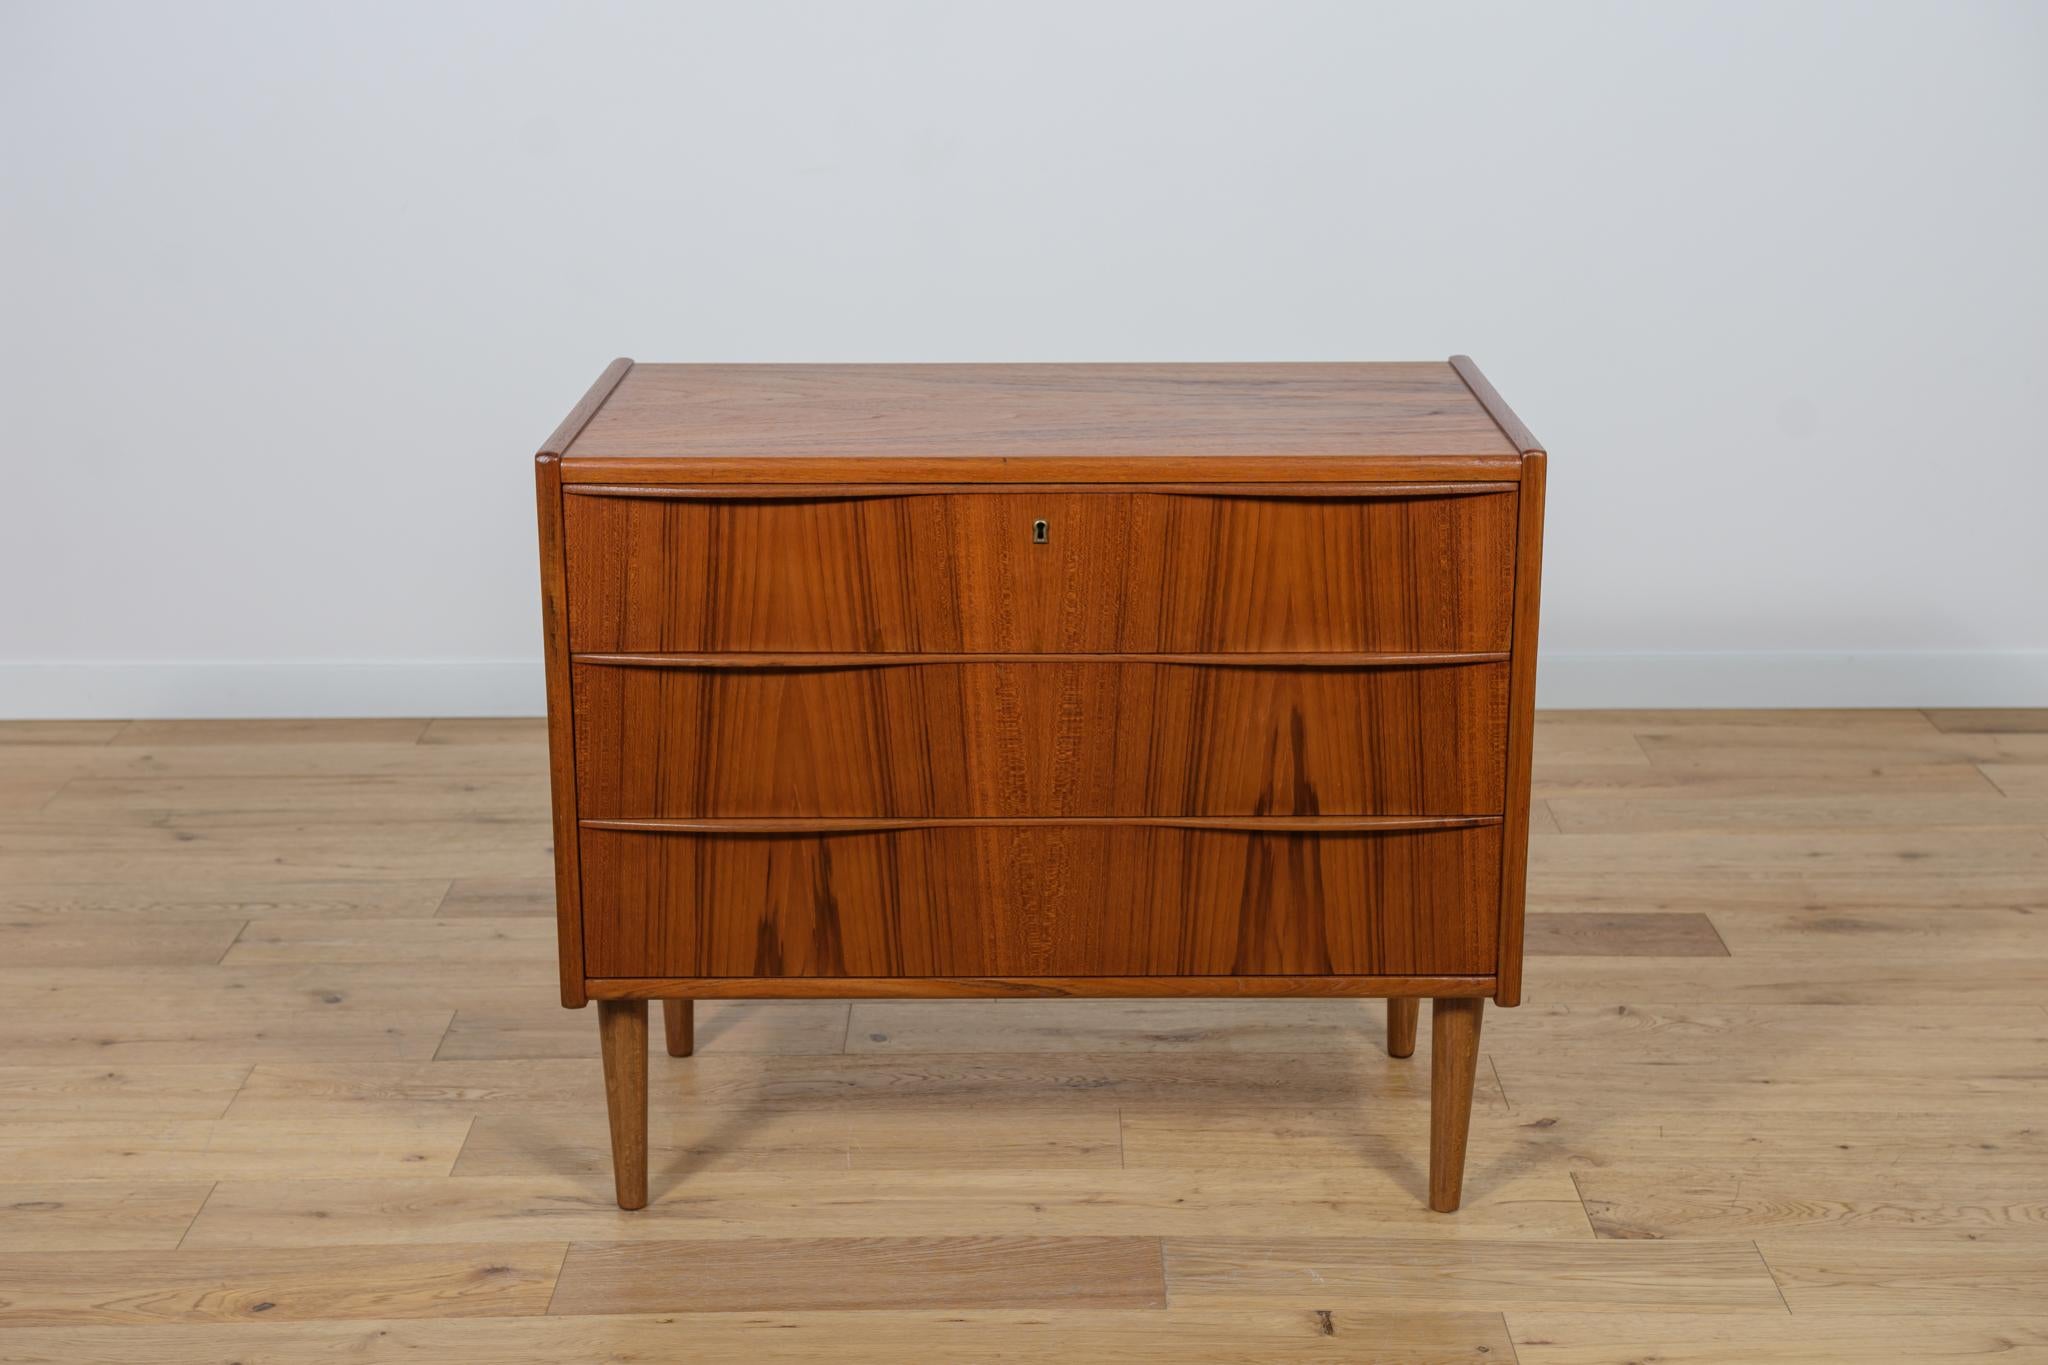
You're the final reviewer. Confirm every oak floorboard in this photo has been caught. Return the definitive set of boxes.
[417,718,549,745]
[0,912,247,967]
[0,1065,252,1121]
[846,999,1415,1054]
[223,1050,1482,1119]
[1574,1165,2048,1239]
[109,718,433,746]
[1982,763,2048,798]
[0,1181,214,1252]
[0,1243,565,1326]
[0,1116,476,1181]
[179,1170,1591,1245]
[0,741,553,781]
[0,878,449,918]
[1162,1236,1787,1312]
[450,1105,1124,1174]
[5,709,2046,1353]
[0,778,63,812]
[1925,708,2048,734]
[435,875,556,917]
[1760,1235,2048,1314]
[1524,912,1727,956]
[221,915,554,966]
[1509,1313,2048,1364]
[1118,1104,2048,1176]
[38,774,550,824]
[548,1235,1167,1313]
[436,999,851,1060]
[0,720,127,744]
[0,1309,1516,1363]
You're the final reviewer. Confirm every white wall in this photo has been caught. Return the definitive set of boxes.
[4,0,2044,716]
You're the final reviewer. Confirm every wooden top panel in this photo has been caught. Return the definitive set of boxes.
[552,361,1527,483]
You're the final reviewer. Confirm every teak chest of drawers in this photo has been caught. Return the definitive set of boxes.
[535,359,1546,1212]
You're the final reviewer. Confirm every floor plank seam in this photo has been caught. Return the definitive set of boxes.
[172,1181,218,1250]
[213,918,252,964]
[1566,1170,1601,1239]
[1753,1239,1795,1315]
[430,1011,464,1061]
[1702,911,1734,958]
[448,1114,481,1177]
[215,1064,260,1119]
[538,1241,574,1316]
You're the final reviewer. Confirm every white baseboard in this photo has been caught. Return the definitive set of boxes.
[0,652,2042,719]
[1536,650,2048,709]
[0,661,545,720]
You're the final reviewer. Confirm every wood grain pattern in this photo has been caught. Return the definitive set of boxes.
[558,362,1522,482]
[1162,1236,1787,1312]
[661,999,693,1058]
[7,709,2046,1359]
[596,1000,647,1210]
[1387,997,1419,1058]
[0,1310,1522,1363]
[0,1182,215,1252]
[1428,998,1483,1212]
[535,453,586,1007]
[572,659,1508,819]
[0,1242,566,1325]
[547,1235,1168,1313]
[1493,453,1546,1006]
[1510,1314,2048,1365]
[563,489,1515,655]
[578,824,1501,979]
[585,975,1498,1000]
[1525,912,1730,957]
[536,360,1542,1214]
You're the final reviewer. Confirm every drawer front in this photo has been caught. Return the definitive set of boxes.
[579,824,1501,978]
[573,659,1507,818]
[564,490,1514,654]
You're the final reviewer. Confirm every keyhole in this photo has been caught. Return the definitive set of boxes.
[1032,519,1049,544]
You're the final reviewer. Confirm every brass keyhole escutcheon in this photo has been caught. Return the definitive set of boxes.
[1032,519,1049,544]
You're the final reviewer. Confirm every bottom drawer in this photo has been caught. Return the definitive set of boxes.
[579,823,1501,979]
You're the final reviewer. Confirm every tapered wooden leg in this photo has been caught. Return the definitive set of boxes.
[662,999,694,1057]
[1386,997,1418,1058]
[1428,997,1483,1213]
[597,999,648,1210]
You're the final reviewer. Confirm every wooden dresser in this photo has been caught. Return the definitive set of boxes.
[535,360,1546,1212]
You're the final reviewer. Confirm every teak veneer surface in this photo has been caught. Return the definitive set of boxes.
[536,358,1547,1217]
[563,488,1515,655]
[570,658,1509,819]
[578,823,1502,979]
[560,362,1520,462]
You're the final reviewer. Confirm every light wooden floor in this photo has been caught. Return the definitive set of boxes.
[1,710,2045,1363]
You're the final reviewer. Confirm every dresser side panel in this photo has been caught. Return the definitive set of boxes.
[536,455,588,1006]
[1493,451,1547,1006]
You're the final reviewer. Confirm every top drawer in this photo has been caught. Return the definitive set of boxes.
[563,489,1514,654]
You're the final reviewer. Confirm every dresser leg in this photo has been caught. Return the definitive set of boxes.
[1386,998,1418,1058]
[1428,997,1483,1213]
[662,999,694,1057]
[597,1000,648,1210]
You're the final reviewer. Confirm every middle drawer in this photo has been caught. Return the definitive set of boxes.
[572,659,1507,818]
